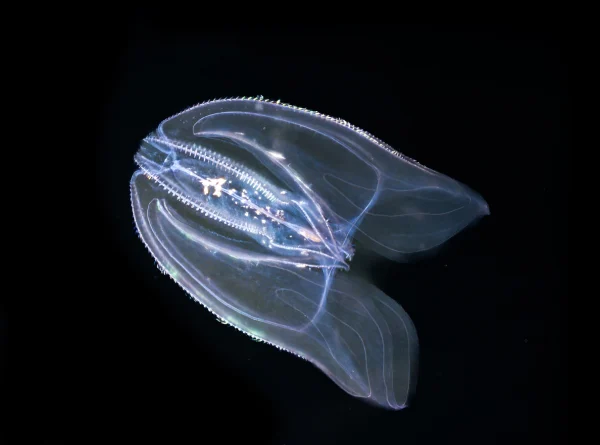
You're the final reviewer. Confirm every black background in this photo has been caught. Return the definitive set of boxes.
[29,21,570,444]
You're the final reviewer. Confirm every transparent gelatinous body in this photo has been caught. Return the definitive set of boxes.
[130,96,489,410]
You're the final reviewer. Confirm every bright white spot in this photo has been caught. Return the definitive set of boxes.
[200,177,227,197]
[267,151,286,160]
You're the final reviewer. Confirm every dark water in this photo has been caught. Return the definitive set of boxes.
[27,21,570,444]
